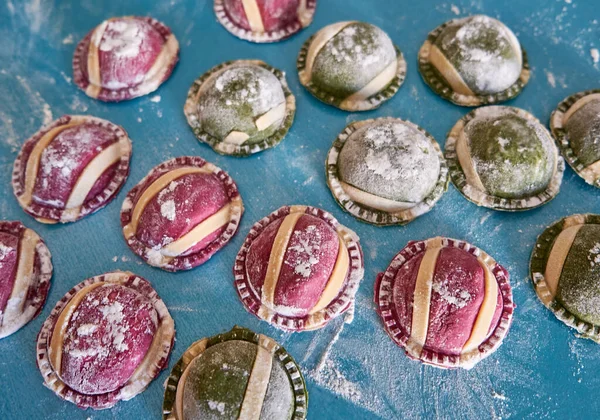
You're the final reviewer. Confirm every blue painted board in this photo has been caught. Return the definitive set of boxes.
[0,0,599,419]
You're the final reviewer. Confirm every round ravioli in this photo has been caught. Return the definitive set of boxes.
[36,271,174,409]
[531,214,600,341]
[550,89,600,188]
[418,15,529,106]
[326,117,448,225]
[73,16,179,102]
[297,21,406,111]
[121,156,244,272]
[214,0,316,43]
[12,115,132,224]
[445,106,564,211]
[184,60,295,156]
[234,205,364,331]
[0,221,52,339]
[163,326,307,419]
[375,237,514,369]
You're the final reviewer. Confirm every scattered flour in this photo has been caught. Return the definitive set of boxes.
[99,301,128,352]
[60,71,72,84]
[42,103,52,125]
[24,0,44,33]
[591,48,599,64]
[0,113,18,153]
[312,359,363,402]
[311,314,362,404]
[451,4,460,15]
[479,212,492,225]
[100,20,143,58]
[285,225,321,279]
[207,400,226,415]
[0,242,12,260]
[150,95,161,103]
[77,324,97,336]
[545,70,557,88]
[160,200,177,221]
[70,96,89,112]
[15,75,54,128]
[588,243,600,267]
[62,34,74,45]
[492,391,508,401]
[432,280,472,308]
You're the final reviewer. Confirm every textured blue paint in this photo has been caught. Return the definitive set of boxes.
[0,0,599,419]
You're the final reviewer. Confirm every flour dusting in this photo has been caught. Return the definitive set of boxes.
[285,224,321,279]
[545,70,556,88]
[42,103,52,126]
[588,243,600,267]
[160,200,177,221]
[447,15,522,94]
[99,20,143,58]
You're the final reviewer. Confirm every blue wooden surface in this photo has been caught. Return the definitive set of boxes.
[0,0,599,419]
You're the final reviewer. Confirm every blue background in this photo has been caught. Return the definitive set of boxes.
[0,0,599,418]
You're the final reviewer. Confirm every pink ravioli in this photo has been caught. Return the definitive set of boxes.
[12,115,132,224]
[58,284,157,395]
[73,16,179,102]
[375,238,513,369]
[235,205,364,331]
[121,157,243,271]
[216,0,316,43]
[36,271,174,409]
[246,214,339,316]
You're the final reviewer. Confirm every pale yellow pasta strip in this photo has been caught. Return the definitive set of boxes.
[461,254,499,354]
[340,59,398,108]
[161,201,235,257]
[309,236,349,314]
[238,335,277,419]
[241,0,265,33]
[456,129,486,192]
[85,20,108,98]
[62,141,129,221]
[261,211,304,307]
[410,237,443,348]
[543,225,582,305]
